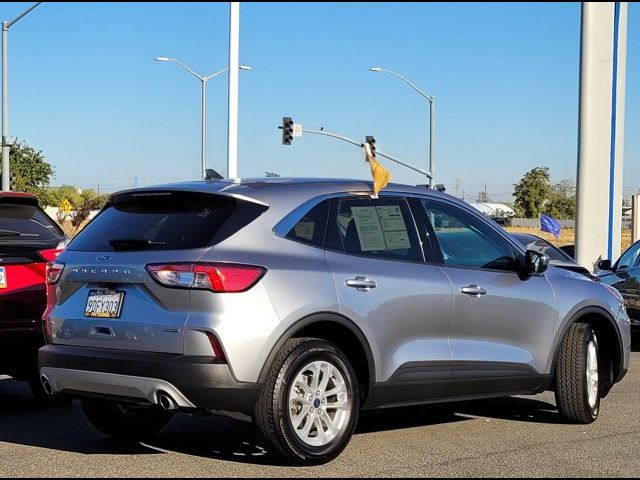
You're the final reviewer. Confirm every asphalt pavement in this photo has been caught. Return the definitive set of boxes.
[1,350,639,478]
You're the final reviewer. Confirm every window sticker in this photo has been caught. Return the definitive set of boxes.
[383,229,411,250]
[350,204,412,252]
[375,205,406,231]
[351,206,386,251]
[294,218,315,241]
[377,205,410,249]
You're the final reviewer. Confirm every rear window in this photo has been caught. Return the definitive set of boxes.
[0,204,62,241]
[68,191,266,252]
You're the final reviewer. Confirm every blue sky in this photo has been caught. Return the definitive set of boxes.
[1,2,638,201]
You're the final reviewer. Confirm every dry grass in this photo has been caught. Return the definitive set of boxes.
[505,226,632,253]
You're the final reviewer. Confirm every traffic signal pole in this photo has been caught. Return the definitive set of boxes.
[294,126,433,180]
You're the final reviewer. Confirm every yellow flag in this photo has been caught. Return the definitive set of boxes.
[364,143,391,197]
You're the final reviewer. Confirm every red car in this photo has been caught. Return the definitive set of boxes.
[0,192,67,400]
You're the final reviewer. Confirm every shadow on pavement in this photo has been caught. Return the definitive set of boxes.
[0,377,565,465]
[451,396,566,425]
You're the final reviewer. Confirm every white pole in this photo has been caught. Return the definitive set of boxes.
[576,2,628,269]
[2,22,9,191]
[227,2,240,179]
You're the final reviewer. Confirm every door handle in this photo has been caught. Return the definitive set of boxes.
[460,285,487,297]
[346,276,377,291]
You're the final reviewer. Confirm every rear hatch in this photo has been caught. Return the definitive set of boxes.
[51,189,267,354]
[0,198,65,334]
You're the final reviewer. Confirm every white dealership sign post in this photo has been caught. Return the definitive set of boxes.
[576,2,628,269]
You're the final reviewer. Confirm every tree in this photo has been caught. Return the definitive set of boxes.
[41,185,108,233]
[7,141,54,197]
[71,189,108,234]
[545,179,576,220]
[41,185,83,209]
[513,167,551,218]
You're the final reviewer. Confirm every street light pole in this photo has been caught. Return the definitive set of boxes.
[227,2,240,179]
[2,2,43,192]
[369,67,435,188]
[155,57,250,179]
[200,79,206,180]
[429,96,435,189]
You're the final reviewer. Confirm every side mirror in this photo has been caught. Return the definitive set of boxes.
[524,250,549,275]
[597,259,613,271]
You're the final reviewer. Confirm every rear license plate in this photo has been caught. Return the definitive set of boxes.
[84,289,125,318]
[0,267,5,289]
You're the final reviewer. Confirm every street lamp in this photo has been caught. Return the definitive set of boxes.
[2,2,43,191]
[369,67,435,188]
[155,56,251,180]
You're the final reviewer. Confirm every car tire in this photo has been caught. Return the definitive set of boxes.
[555,323,600,424]
[253,337,360,465]
[81,398,173,440]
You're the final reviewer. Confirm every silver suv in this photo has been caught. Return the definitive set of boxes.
[38,178,630,465]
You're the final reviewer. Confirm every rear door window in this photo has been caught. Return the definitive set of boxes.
[68,191,266,252]
[327,197,423,262]
[0,204,62,241]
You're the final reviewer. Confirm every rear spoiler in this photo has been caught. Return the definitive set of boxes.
[0,192,39,207]
[108,187,270,208]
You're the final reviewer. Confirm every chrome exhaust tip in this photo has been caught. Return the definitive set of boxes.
[157,391,177,411]
[40,375,54,396]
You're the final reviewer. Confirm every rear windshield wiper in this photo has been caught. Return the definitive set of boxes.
[109,238,166,251]
[0,229,39,238]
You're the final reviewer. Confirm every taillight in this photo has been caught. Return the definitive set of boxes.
[39,248,64,263]
[146,262,266,293]
[46,262,65,285]
[43,262,64,343]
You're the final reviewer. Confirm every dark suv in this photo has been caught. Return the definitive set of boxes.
[0,192,67,400]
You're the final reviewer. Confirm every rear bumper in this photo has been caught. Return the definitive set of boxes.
[38,344,261,414]
[0,318,43,340]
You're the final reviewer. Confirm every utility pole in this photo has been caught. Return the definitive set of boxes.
[455,178,461,198]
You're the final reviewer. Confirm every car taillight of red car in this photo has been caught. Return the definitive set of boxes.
[42,262,65,343]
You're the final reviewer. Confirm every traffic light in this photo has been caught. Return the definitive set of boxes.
[282,117,294,145]
[365,136,376,157]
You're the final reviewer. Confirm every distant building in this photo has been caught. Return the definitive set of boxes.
[469,202,516,224]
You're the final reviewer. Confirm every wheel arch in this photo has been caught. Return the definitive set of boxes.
[258,312,376,405]
[551,306,624,395]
